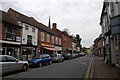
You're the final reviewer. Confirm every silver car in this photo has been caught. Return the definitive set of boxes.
[0,55,29,75]
[51,54,64,63]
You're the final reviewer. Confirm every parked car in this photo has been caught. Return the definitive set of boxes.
[0,55,29,75]
[28,54,52,67]
[79,52,86,56]
[72,53,79,58]
[51,54,64,63]
[62,53,73,60]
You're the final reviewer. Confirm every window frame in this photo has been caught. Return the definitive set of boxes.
[41,32,44,42]
[52,36,54,44]
[32,28,35,33]
[4,27,16,41]
[46,34,50,43]
[25,25,29,30]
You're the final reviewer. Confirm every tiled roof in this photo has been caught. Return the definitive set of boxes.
[8,8,59,37]
[0,10,20,27]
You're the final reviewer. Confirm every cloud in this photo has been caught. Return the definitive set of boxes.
[0,0,103,47]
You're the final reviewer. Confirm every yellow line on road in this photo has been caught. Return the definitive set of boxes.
[84,57,93,80]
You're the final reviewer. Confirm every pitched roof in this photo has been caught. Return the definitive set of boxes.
[8,8,59,36]
[0,10,20,27]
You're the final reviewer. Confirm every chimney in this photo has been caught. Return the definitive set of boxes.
[52,23,57,29]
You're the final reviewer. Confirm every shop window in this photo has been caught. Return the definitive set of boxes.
[1,48,5,55]
[6,48,13,56]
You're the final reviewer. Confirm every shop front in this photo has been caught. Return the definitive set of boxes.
[1,42,21,60]
[40,43,61,55]
[21,46,36,60]
[54,46,62,54]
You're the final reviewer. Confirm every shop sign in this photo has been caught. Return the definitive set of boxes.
[41,43,54,47]
[16,37,21,42]
[54,46,62,50]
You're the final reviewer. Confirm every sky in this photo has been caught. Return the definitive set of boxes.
[0,0,104,48]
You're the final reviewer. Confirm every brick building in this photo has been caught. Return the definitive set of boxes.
[52,23,72,54]
[0,10,22,59]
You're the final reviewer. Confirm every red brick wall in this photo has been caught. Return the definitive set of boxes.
[0,23,4,40]
[15,28,21,37]
[0,23,6,40]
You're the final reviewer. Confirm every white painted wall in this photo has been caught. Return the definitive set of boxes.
[21,23,38,45]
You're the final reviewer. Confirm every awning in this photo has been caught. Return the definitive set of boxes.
[43,47,61,51]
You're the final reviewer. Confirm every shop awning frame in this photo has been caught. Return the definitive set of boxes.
[43,47,61,51]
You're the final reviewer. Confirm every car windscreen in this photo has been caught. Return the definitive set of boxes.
[36,55,43,59]
[51,54,57,57]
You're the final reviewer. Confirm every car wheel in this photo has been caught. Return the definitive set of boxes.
[39,63,42,67]
[57,60,60,63]
[22,64,28,72]
[49,61,52,65]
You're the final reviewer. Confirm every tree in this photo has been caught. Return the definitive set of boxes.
[63,28,71,35]
[76,34,82,46]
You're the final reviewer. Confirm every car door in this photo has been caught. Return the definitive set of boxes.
[41,55,47,64]
[6,56,20,71]
[43,54,51,64]
[1,56,12,74]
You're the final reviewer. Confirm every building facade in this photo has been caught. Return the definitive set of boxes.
[37,23,62,55]
[0,10,22,59]
[100,0,120,67]
[52,23,72,54]
[0,8,74,60]
[8,8,38,60]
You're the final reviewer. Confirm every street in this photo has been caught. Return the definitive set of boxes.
[3,54,92,78]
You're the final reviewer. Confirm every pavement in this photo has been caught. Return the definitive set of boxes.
[85,54,120,79]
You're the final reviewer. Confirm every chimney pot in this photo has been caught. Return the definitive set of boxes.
[53,23,57,29]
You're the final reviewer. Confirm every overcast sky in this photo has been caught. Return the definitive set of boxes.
[0,0,104,48]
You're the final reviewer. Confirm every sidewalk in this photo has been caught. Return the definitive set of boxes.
[92,55,120,78]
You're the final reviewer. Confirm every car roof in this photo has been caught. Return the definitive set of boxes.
[0,55,11,57]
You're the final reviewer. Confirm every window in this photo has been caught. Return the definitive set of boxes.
[59,38,61,45]
[25,25,29,30]
[41,32,44,42]
[32,28,35,33]
[4,27,16,41]
[47,34,50,43]
[0,56,7,62]
[56,37,58,44]
[27,35,32,44]
[6,56,17,62]
[52,36,54,44]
